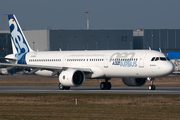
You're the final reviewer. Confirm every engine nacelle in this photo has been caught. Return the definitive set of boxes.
[59,69,85,87]
[122,78,147,86]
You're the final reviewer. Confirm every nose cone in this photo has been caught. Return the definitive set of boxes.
[164,61,174,75]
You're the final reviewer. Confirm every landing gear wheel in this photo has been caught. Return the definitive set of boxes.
[100,78,112,90]
[59,83,64,90]
[149,85,155,90]
[65,87,70,90]
[106,82,111,90]
[59,83,70,90]
[100,82,106,90]
[152,85,155,90]
[100,82,111,90]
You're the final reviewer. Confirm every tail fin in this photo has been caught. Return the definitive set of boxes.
[8,14,33,54]
[158,47,162,52]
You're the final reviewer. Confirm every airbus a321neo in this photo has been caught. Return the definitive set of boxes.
[0,14,174,90]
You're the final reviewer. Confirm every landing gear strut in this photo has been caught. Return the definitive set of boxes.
[100,78,111,90]
[59,83,70,90]
[147,77,155,90]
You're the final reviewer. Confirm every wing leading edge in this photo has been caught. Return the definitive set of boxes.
[0,63,92,75]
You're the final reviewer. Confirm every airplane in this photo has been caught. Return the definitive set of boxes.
[0,14,174,90]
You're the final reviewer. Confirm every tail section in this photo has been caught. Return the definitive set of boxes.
[8,14,33,64]
[8,14,33,54]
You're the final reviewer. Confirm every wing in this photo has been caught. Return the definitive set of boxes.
[0,63,92,75]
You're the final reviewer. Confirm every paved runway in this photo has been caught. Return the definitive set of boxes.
[0,86,180,94]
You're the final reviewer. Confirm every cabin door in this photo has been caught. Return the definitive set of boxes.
[139,53,146,68]
[63,56,68,67]
[104,55,109,68]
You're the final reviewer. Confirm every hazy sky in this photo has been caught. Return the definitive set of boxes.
[1,0,180,30]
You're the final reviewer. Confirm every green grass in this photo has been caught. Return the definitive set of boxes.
[0,94,180,119]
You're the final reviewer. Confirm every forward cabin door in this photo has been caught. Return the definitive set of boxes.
[104,55,109,68]
[139,53,146,68]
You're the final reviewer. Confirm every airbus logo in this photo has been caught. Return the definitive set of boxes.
[113,61,137,67]
[109,52,135,62]
[110,52,137,67]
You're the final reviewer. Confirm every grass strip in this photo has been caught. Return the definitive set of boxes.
[0,94,180,119]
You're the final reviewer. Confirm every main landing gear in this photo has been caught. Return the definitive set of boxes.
[147,77,155,90]
[59,83,70,90]
[100,78,112,90]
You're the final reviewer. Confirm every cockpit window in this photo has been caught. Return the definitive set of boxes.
[151,57,155,61]
[160,57,166,61]
[151,57,169,61]
[166,57,170,61]
[155,57,160,61]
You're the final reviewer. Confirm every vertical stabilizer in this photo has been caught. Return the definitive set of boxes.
[11,37,17,54]
[8,14,33,64]
[8,14,33,54]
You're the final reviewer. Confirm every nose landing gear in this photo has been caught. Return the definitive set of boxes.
[147,77,155,90]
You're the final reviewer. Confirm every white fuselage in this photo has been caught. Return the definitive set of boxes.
[24,50,174,79]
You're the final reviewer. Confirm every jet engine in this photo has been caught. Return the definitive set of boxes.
[122,78,147,86]
[59,69,85,87]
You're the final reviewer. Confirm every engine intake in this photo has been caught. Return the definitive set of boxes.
[122,78,147,86]
[59,69,85,87]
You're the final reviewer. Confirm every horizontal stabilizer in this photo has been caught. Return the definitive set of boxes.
[0,57,17,61]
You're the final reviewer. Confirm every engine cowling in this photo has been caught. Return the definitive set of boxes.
[59,69,85,87]
[122,78,147,86]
